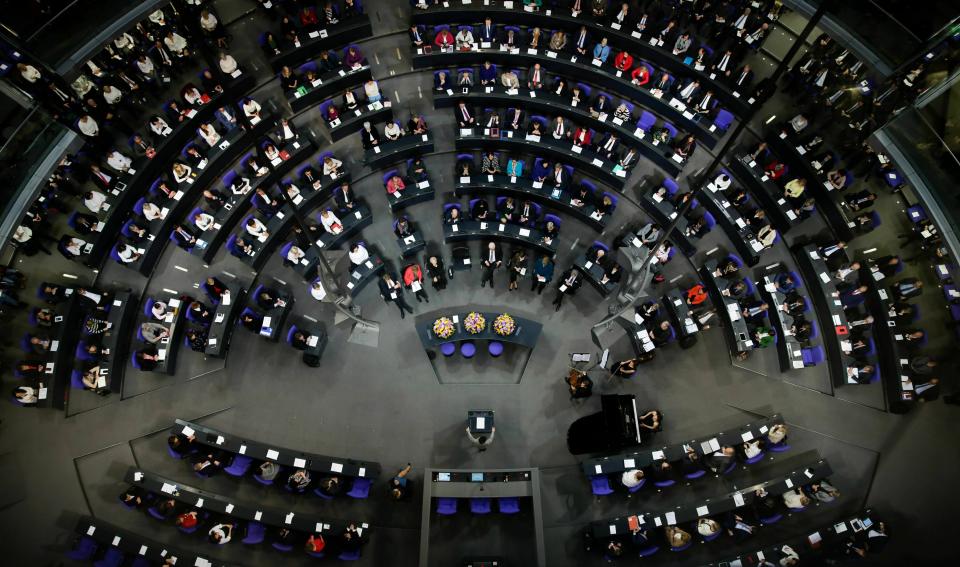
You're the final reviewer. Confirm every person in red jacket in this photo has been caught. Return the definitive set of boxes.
[305,533,325,554]
[403,264,429,303]
[299,6,320,29]
[572,127,592,146]
[176,511,199,531]
[434,28,454,49]
[614,50,633,72]
[686,284,708,306]
[631,65,650,86]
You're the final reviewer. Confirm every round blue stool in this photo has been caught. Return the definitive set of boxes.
[488,341,504,357]
[461,341,476,358]
[440,342,456,356]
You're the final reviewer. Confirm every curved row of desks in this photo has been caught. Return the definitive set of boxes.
[197,135,318,263]
[758,273,809,372]
[126,122,262,276]
[411,3,754,117]
[286,64,373,115]
[582,414,785,476]
[364,135,435,170]
[435,86,682,176]
[268,15,374,71]
[453,173,608,232]
[85,76,255,269]
[74,516,233,567]
[291,204,374,281]
[235,171,351,272]
[700,257,756,353]
[455,131,630,188]
[729,156,803,234]
[590,459,833,538]
[443,220,557,257]
[174,419,381,479]
[123,468,369,538]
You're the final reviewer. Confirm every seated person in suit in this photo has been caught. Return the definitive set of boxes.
[188,300,213,324]
[444,206,462,224]
[471,199,491,221]
[240,311,263,332]
[394,217,415,238]
[255,287,284,310]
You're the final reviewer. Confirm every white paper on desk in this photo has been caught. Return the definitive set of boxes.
[785,478,794,488]
[651,450,665,460]
[733,492,745,506]
[215,436,224,445]
[373,146,381,154]
[86,525,96,536]
[623,458,635,468]
[609,524,617,535]
[480,222,488,230]
[459,176,470,184]
[519,228,531,237]
[112,536,121,546]
[254,511,262,521]
[696,505,710,517]
[572,145,582,154]
[819,272,831,283]
[266,449,279,460]
[831,314,842,326]
[307,335,319,347]
[358,467,366,477]
[532,181,543,189]
[160,482,177,494]
[591,158,604,166]
[451,225,459,232]
[404,235,416,245]
[195,497,204,508]
[225,503,234,513]
[38,387,48,399]
[293,457,306,468]
[285,512,294,525]
[417,180,430,189]
[331,462,344,473]
[742,430,754,442]
[653,516,663,527]
[559,284,568,292]
[498,223,505,232]
[157,349,167,361]
[671,153,684,164]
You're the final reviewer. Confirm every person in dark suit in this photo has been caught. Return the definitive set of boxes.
[171,224,197,249]
[203,277,226,303]
[379,272,414,318]
[409,25,425,48]
[189,300,213,325]
[504,107,525,131]
[479,17,497,43]
[359,121,380,149]
[552,267,582,311]
[455,101,475,127]
[333,182,356,211]
[480,242,503,288]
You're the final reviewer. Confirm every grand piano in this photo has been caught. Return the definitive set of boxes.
[567,394,643,455]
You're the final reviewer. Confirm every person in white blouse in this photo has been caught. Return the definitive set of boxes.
[113,32,136,53]
[455,28,475,49]
[83,190,108,212]
[183,86,204,106]
[150,116,171,138]
[148,9,167,26]
[142,202,166,221]
[322,156,342,177]
[284,184,301,200]
[163,32,189,56]
[218,52,238,75]
[286,244,306,264]
[319,210,342,234]
[310,280,326,300]
[348,242,369,266]
[102,84,124,106]
[230,177,251,195]
[782,489,810,510]
[242,98,261,119]
[200,10,219,32]
[77,115,99,138]
[245,217,269,238]
[263,144,280,162]
[193,212,215,231]
[136,55,156,78]
[106,150,133,173]
[198,123,221,147]
[117,243,142,263]
[714,173,732,191]
[17,63,41,83]
[621,469,644,488]
[363,80,381,103]
[383,122,402,141]
[172,162,192,184]
[61,237,86,257]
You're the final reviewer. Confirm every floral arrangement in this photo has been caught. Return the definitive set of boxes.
[433,317,455,339]
[493,313,516,336]
[464,312,487,334]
